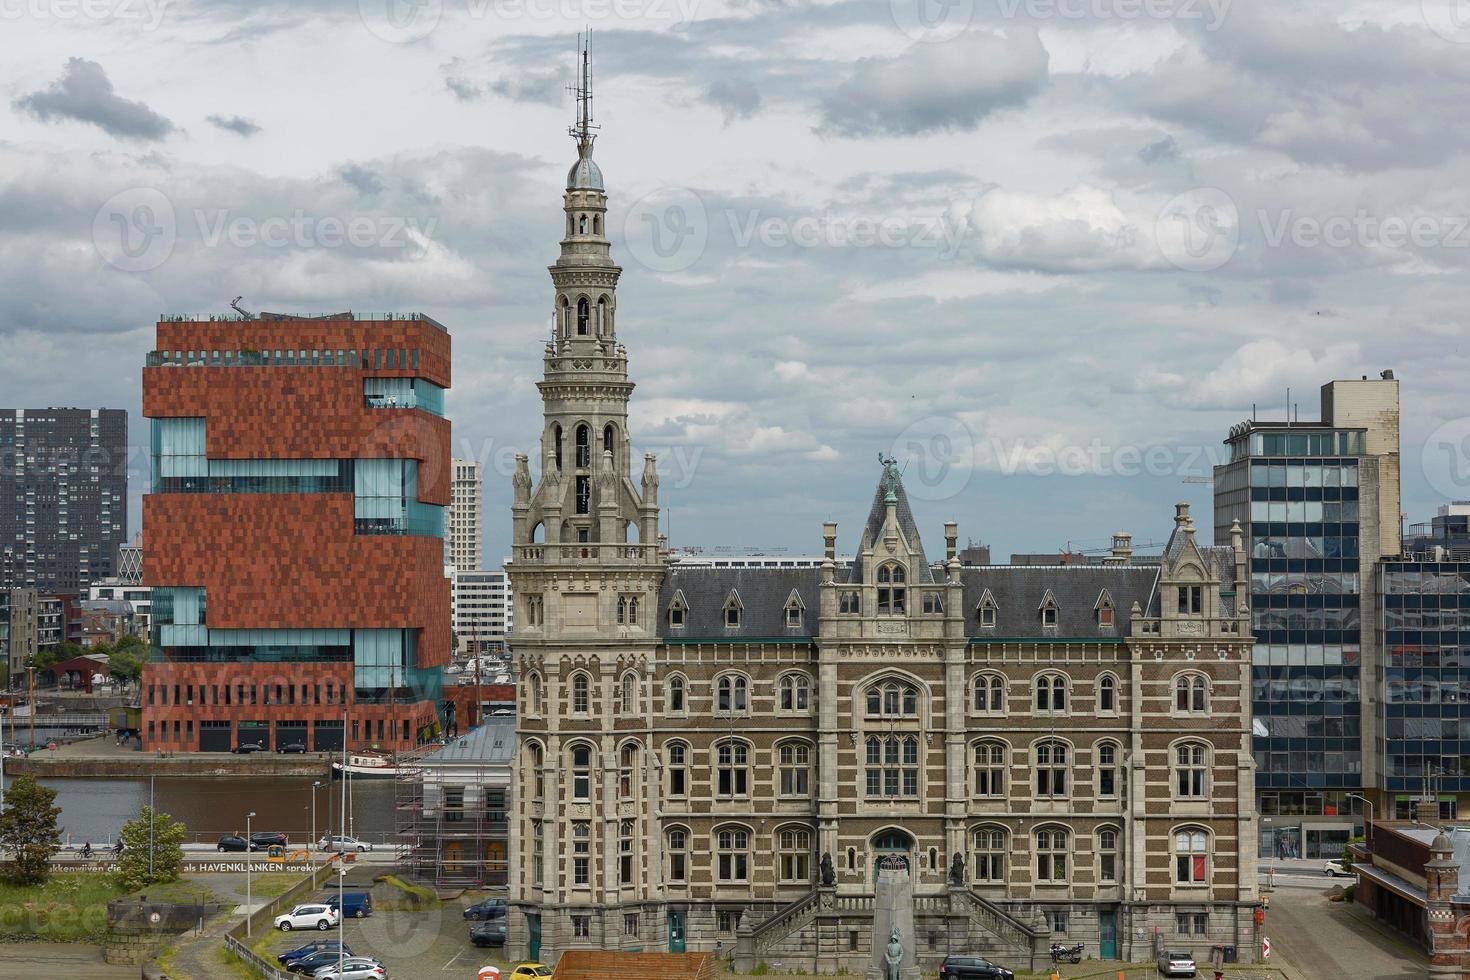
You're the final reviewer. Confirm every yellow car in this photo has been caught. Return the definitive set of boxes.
[507,964,554,980]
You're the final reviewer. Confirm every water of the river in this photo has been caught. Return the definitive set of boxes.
[0,775,398,847]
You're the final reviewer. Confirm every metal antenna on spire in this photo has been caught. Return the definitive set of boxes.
[568,29,598,156]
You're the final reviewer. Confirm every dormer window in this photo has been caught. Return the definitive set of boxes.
[784,591,804,628]
[668,591,687,628]
[839,591,861,615]
[978,591,997,628]
[723,591,743,629]
[1039,590,1059,629]
[1178,585,1203,615]
[877,563,907,615]
[1095,591,1115,628]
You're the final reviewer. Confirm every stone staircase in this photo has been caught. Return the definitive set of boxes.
[737,887,1048,974]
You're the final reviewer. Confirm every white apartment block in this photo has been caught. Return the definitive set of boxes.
[449,458,484,573]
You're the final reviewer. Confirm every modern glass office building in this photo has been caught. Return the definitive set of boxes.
[1215,375,1401,859]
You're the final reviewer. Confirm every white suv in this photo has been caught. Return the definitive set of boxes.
[274,904,340,931]
[318,835,373,853]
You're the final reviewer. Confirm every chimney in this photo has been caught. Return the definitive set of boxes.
[944,522,958,562]
[823,522,837,561]
[1105,532,1133,566]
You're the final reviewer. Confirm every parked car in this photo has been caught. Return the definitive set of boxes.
[507,964,553,980]
[277,941,350,966]
[216,835,254,853]
[938,954,1016,980]
[288,950,359,975]
[1156,949,1198,977]
[1324,859,1355,877]
[232,742,265,754]
[318,835,373,853]
[252,831,290,848]
[463,897,508,920]
[470,918,507,947]
[310,958,385,979]
[322,890,373,918]
[278,741,308,754]
[274,904,339,932]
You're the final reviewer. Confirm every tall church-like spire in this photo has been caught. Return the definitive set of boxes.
[509,34,659,557]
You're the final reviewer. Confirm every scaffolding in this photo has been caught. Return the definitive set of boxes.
[394,722,512,890]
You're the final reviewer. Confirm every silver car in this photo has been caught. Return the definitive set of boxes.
[1157,949,1197,977]
[311,958,386,979]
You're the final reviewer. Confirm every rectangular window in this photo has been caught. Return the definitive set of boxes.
[623,913,639,938]
[572,915,590,939]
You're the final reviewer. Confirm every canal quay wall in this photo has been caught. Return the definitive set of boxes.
[8,752,331,778]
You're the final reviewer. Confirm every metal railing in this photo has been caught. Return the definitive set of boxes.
[514,543,659,564]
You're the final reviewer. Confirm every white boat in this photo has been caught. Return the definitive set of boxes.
[331,752,399,779]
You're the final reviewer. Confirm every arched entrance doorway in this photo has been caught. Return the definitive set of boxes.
[870,828,914,883]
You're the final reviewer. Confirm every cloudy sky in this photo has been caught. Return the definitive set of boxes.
[4,0,1470,562]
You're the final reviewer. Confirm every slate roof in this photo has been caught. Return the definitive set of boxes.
[961,564,1159,638]
[422,716,516,765]
[658,566,821,639]
[846,469,935,584]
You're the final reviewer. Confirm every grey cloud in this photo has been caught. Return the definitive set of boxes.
[819,29,1048,137]
[338,164,386,196]
[490,70,566,108]
[1139,135,1179,164]
[13,59,174,142]
[207,114,261,137]
[705,79,761,124]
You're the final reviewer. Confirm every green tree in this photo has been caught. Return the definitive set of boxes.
[0,775,62,885]
[107,648,143,688]
[1342,834,1366,871]
[115,806,187,890]
[114,633,147,654]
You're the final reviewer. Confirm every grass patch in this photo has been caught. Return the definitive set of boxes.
[128,878,221,905]
[215,943,266,980]
[244,876,296,900]
[373,873,438,910]
[0,872,128,941]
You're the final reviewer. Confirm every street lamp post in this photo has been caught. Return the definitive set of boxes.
[1347,793,1376,848]
[311,781,322,864]
[245,811,256,938]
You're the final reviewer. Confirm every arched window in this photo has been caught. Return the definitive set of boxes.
[571,672,590,714]
[865,679,919,718]
[1097,827,1119,883]
[971,826,1006,884]
[1174,741,1208,798]
[972,740,1006,798]
[779,674,811,712]
[778,826,812,883]
[1035,827,1068,883]
[571,820,590,885]
[576,296,589,335]
[778,741,811,797]
[528,742,545,800]
[603,423,615,455]
[619,743,638,798]
[666,675,686,714]
[559,298,570,338]
[716,740,749,797]
[597,295,610,334]
[716,674,748,715]
[666,741,688,797]
[619,818,636,885]
[716,826,750,882]
[1174,828,1209,884]
[1176,674,1210,714]
[667,827,689,882]
[1035,674,1068,713]
[527,672,543,716]
[593,214,602,236]
[574,423,591,468]
[552,423,563,471]
[973,673,1005,714]
[619,672,636,715]
[1098,673,1117,714]
[1035,740,1069,798]
[1096,741,1119,798]
[578,213,588,234]
[571,744,592,801]
[877,562,907,614]
[864,734,919,798]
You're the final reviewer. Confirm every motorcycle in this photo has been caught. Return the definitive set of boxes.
[1049,942,1084,964]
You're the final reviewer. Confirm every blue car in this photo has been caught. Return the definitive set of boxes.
[323,890,373,919]
[278,941,351,965]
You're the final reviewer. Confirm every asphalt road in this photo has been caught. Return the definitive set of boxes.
[1261,880,1427,980]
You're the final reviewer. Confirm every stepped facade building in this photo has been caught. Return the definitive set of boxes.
[507,48,1261,972]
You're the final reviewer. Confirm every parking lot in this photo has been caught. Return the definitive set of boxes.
[256,893,514,980]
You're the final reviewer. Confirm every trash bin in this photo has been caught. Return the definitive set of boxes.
[1222,946,1237,963]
